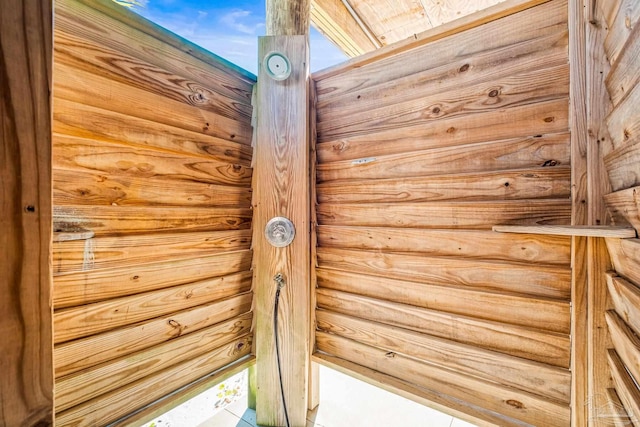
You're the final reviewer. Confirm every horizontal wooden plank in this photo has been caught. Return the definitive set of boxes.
[54,271,252,343]
[316,268,570,333]
[605,186,640,230]
[317,247,570,299]
[316,100,569,162]
[316,333,569,426]
[608,348,640,427]
[493,225,637,238]
[55,293,252,378]
[317,199,571,230]
[317,167,570,203]
[55,336,252,427]
[54,29,252,121]
[53,134,251,187]
[606,81,640,151]
[54,168,252,209]
[607,272,640,338]
[316,289,570,367]
[605,138,640,191]
[316,311,570,402]
[606,20,640,106]
[606,310,640,389]
[53,250,252,308]
[314,0,565,89]
[317,64,569,141]
[56,313,252,411]
[604,0,640,65]
[607,238,640,290]
[317,226,571,265]
[53,229,252,275]
[55,0,254,101]
[54,98,253,163]
[53,205,252,236]
[317,134,570,182]
[312,354,506,427]
[317,28,568,116]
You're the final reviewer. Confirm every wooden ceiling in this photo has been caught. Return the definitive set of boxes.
[310,0,507,56]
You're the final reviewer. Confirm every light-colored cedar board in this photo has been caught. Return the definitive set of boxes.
[604,137,640,191]
[605,387,636,427]
[309,78,320,411]
[53,229,252,275]
[316,310,570,403]
[571,236,589,427]
[53,205,252,236]
[316,100,569,162]
[608,349,640,427]
[316,28,568,117]
[316,268,570,333]
[606,310,640,389]
[53,134,252,187]
[53,250,252,308]
[56,0,255,94]
[317,226,571,265]
[54,62,251,148]
[55,336,252,427]
[253,36,310,427]
[54,168,252,209]
[606,273,640,338]
[312,0,556,81]
[116,356,255,427]
[54,98,253,163]
[54,271,252,343]
[317,247,571,300]
[600,0,623,30]
[607,237,640,288]
[317,134,570,182]
[315,332,570,426]
[56,314,252,411]
[54,29,252,121]
[317,167,570,203]
[606,82,640,151]
[606,18,640,107]
[588,237,615,424]
[492,225,636,238]
[55,293,252,378]
[421,0,512,28]
[316,199,571,231]
[605,186,639,230]
[0,0,53,425]
[313,353,513,427]
[317,63,569,140]
[604,0,640,65]
[316,290,570,367]
[309,0,377,57]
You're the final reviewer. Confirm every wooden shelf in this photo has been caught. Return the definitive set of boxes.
[492,225,637,238]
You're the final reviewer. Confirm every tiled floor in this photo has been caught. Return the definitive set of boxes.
[198,366,476,427]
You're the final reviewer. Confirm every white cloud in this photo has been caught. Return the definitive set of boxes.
[219,10,265,35]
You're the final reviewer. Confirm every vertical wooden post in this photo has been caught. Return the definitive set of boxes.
[0,1,53,426]
[254,2,311,425]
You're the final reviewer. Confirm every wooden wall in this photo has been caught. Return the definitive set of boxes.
[311,0,573,425]
[51,0,255,425]
[599,0,640,423]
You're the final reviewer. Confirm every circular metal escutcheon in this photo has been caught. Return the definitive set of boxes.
[264,52,292,81]
[265,216,296,247]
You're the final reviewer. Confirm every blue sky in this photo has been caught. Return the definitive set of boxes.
[128,0,347,74]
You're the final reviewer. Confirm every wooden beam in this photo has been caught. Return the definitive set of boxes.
[254,36,310,426]
[492,225,636,238]
[0,0,53,425]
[267,0,311,36]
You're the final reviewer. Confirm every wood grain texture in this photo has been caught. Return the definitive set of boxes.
[317,247,571,299]
[317,290,570,367]
[606,82,640,151]
[605,387,635,427]
[316,310,571,402]
[608,349,640,427]
[606,186,640,229]
[604,0,640,65]
[266,0,310,35]
[607,273,640,338]
[55,293,252,378]
[316,333,570,426]
[56,314,252,412]
[607,237,640,287]
[0,0,53,425]
[53,229,252,274]
[571,235,589,427]
[492,225,636,238]
[605,138,640,191]
[317,226,571,265]
[253,36,310,427]
[606,310,640,389]
[316,268,570,333]
[606,19,640,107]
[54,250,252,308]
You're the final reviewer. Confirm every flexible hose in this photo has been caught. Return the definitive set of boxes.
[274,286,291,427]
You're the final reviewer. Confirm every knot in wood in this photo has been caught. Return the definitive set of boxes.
[384,351,396,358]
[506,399,525,409]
